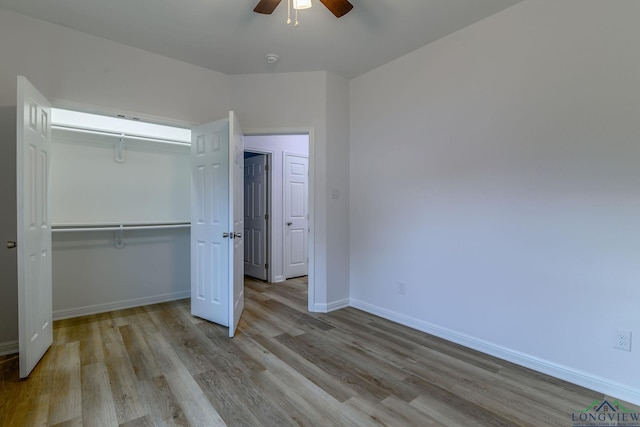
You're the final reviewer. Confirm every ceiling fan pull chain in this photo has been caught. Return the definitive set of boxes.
[295,8,299,27]
[287,0,292,24]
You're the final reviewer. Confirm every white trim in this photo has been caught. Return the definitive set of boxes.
[244,127,316,313]
[273,275,286,283]
[314,298,350,313]
[0,341,19,356]
[350,298,640,406]
[53,290,190,321]
[328,298,350,312]
[313,304,328,313]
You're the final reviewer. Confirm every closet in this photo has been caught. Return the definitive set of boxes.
[50,109,192,319]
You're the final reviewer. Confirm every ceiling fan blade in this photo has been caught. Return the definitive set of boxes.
[254,0,282,14]
[318,0,353,18]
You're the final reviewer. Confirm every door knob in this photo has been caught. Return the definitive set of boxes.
[233,232,242,238]
[223,232,230,238]
[6,241,17,249]
[287,222,292,226]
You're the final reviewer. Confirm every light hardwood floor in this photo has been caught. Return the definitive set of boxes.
[0,277,636,426]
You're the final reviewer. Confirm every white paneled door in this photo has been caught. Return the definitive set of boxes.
[191,111,245,337]
[17,76,53,378]
[284,154,308,279]
[244,154,267,281]
[229,112,245,337]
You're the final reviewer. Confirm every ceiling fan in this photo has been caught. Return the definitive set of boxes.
[253,0,353,18]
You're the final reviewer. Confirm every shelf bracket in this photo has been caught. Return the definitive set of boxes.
[115,135,126,163]
[114,225,125,249]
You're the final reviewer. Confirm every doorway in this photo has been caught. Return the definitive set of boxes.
[243,134,310,284]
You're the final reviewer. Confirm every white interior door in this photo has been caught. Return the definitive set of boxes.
[244,154,267,281]
[284,154,309,279]
[229,111,245,337]
[17,76,53,378]
[190,111,244,337]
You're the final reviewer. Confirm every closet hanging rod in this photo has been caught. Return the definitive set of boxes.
[51,125,191,147]
[52,222,191,233]
[53,220,190,228]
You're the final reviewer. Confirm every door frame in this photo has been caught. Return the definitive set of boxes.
[244,128,315,312]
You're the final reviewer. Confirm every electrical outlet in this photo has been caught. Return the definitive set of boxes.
[614,329,632,352]
[397,282,406,295]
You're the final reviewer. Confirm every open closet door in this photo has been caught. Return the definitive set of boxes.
[191,111,245,337]
[228,111,245,337]
[16,76,53,378]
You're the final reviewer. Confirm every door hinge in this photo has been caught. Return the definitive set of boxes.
[265,214,269,220]
[265,164,269,171]
[265,263,269,269]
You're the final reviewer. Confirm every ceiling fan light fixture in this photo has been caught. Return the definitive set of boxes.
[293,0,312,10]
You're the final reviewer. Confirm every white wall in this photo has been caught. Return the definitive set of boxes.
[51,130,190,225]
[0,106,18,350]
[245,135,309,283]
[350,0,640,403]
[230,72,350,311]
[52,230,190,318]
[0,8,351,345]
[325,72,350,307]
[50,127,191,318]
[0,8,230,348]
[0,10,231,126]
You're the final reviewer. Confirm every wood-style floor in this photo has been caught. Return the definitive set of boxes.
[0,277,636,426]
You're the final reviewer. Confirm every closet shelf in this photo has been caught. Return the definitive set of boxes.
[52,221,190,233]
[52,125,191,147]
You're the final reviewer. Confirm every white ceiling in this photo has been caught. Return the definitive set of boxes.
[0,0,521,79]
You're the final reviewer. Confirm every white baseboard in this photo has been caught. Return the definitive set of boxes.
[327,298,350,312]
[314,298,350,313]
[312,304,327,313]
[350,298,640,406]
[53,290,190,321]
[273,275,285,283]
[0,340,18,356]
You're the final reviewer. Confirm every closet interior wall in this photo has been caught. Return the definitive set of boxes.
[50,110,191,319]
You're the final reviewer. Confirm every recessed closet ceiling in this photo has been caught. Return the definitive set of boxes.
[0,0,521,78]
